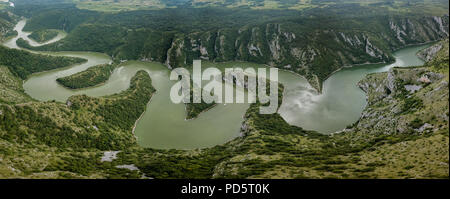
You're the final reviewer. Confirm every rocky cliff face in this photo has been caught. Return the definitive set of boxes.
[154,16,449,92]
[16,11,450,92]
[388,16,449,47]
[349,39,449,136]
[222,41,449,178]
[417,41,445,62]
[354,67,448,135]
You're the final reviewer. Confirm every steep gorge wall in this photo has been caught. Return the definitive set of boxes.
[18,14,449,92]
[128,15,449,91]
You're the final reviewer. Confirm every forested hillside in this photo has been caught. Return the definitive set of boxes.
[1,42,447,178]
[0,11,17,41]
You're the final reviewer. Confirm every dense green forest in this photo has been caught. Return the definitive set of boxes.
[56,63,116,89]
[0,45,86,79]
[28,29,60,43]
[185,101,216,120]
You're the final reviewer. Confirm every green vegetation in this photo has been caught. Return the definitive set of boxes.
[56,63,116,89]
[124,64,449,178]
[394,79,424,114]
[185,99,216,120]
[16,3,98,33]
[92,71,156,131]
[184,83,217,120]
[0,65,156,178]
[0,42,448,178]
[14,3,448,91]
[0,70,155,150]
[73,0,166,12]
[64,0,449,15]
[425,39,450,72]
[0,66,33,104]
[0,11,18,41]
[28,29,60,43]
[0,1,448,179]
[0,45,86,79]
[0,2,8,11]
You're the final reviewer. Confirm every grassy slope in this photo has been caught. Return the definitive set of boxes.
[185,100,216,120]
[0,2,448,178]
[0,45,87,79]
[1,71,155,149]
[425,39,450,73]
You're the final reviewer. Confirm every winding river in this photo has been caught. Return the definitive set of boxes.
[2,20,429,149]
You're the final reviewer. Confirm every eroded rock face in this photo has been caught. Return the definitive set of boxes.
[354,67,448,135]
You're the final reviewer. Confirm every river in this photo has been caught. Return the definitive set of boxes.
[2,19,429,149]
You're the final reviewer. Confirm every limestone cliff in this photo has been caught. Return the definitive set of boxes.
[158,16,449,92]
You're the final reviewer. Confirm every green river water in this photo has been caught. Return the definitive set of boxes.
[2,20,429,149]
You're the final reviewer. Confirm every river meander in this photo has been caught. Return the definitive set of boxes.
[2,19,429,149]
